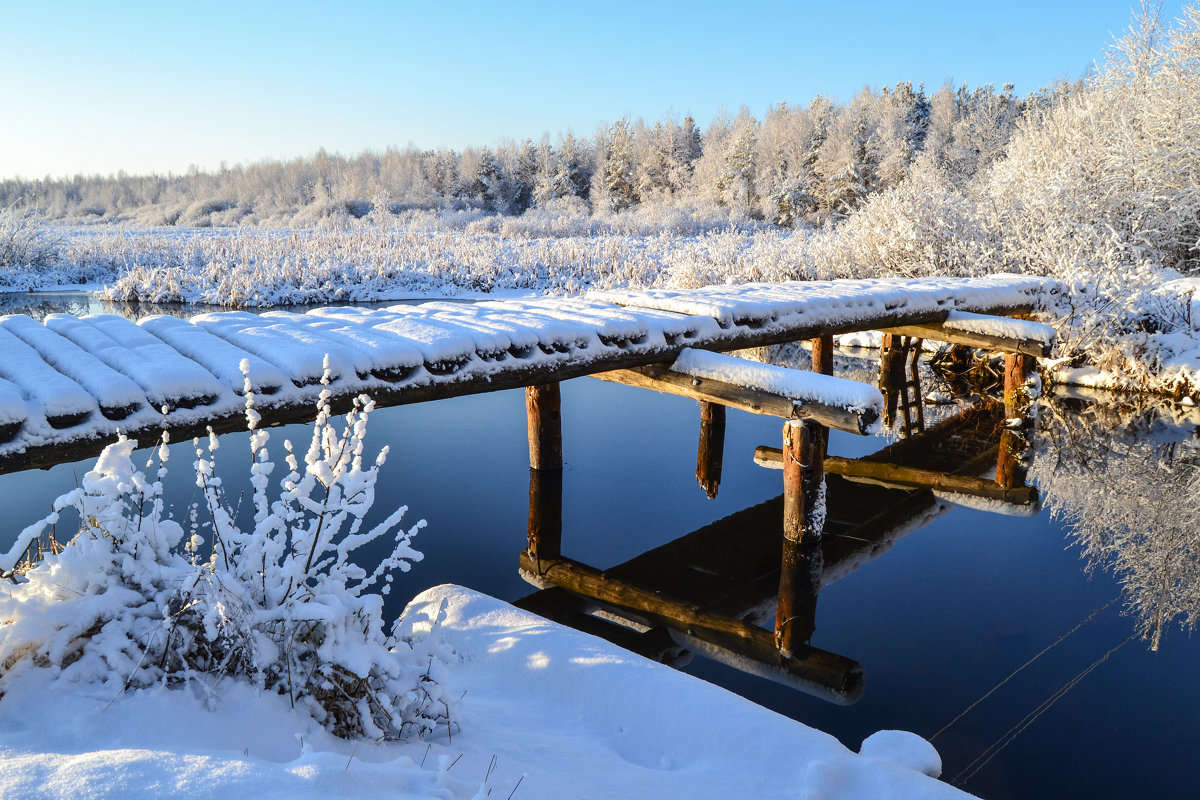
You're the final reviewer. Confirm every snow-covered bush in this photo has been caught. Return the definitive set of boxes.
[0,204,63,275]
[0,363,455,742]
[802,162,992,279]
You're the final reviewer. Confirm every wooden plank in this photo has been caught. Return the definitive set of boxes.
[594,364,876,435]
[753,449,1038,505]
[881,321,1051,357]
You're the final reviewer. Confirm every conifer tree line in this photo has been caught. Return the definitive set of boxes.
[0,81,1069,228]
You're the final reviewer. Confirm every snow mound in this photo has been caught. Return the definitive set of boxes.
[860,730,943,779]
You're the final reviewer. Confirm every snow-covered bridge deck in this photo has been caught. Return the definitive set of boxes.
[0,274,1053,473]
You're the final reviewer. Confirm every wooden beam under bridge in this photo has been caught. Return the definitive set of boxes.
[593,364,878,435]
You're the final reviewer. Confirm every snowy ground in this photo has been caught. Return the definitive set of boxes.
[0,585,967,800]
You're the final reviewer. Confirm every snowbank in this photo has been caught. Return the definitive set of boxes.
[0,585,971,799]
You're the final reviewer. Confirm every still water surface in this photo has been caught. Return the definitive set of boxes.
[1,294,1195,799]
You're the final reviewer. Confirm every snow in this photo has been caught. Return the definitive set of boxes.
[0,326,97,424]
[859,731,943,778]
[44,314,224,409]
[931,491,1041,518]
[0,377,26,427]
[594,274,1049,332]
[261,310,425,377]
[139,314,291,396]
[192,312,368,386]
[0,313,147,416]
[0,585,971,799]
[940,311,1055,347]
[672,348,885,425]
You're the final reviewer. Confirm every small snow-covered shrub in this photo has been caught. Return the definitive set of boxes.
[0,362,455,742]
[0,204,63,274]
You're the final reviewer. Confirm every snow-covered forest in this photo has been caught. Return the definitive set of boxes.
[1,79,1044,228]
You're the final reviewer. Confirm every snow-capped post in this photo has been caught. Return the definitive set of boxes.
[781,418,826,544]
[526,383,562,471]
[778,418,826,657]
[526,383,564,568]
[695,401,726,499]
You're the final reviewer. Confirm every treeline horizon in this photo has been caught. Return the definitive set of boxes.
[1,79,1073,229]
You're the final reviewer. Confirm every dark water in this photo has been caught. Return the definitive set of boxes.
[2,301,1197,798]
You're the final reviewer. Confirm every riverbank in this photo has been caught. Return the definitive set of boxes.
[0,585,964,799]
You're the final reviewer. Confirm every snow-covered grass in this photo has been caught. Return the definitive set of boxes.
[0,584,968,799]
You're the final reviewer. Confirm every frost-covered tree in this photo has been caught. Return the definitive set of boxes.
[818,90,880,217]
[597,118,638,212]
[716,108,759,215]
[875,81,931,187]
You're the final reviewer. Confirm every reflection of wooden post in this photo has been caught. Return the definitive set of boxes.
[526,383,562,470]
[907,339,925,432]
[879,333,903,427]
[778,419,825,656]
[696,401,726,499]
[997,353,1035,489]
[527,383,564,568]
[528,466,563,564]
[777,533,821,657]
[1002,353,1035,419]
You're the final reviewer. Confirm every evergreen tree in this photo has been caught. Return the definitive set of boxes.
[602,118,638,211]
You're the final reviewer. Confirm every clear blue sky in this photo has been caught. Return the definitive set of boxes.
[0,0,1185,179]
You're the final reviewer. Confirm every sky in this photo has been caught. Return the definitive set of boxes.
[0,0,1187,180]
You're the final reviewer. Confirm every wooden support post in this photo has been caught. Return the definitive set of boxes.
[526,383,563,567]
[878,333,903,428]
[782,419,825,543]
[526,383,562,470]
[778,419,825,655]
[811,334,834,376]
[907,340,925,433]
[696,401,726,499]
[810,334,834,456]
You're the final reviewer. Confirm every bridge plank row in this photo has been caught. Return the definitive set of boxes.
[0,274,1052,473]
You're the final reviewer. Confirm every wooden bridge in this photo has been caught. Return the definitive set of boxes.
[0,273,1056,701]
[0,274,1052,473]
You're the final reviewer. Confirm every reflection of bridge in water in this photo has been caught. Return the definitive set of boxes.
[518,341,1041,705]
